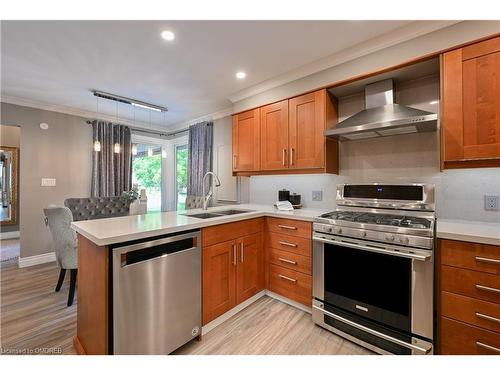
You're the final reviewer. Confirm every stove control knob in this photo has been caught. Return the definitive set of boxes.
[327,227,333,233]
[336,228,343,234]
[361,231,367,238]
[401,237,410,244]
[386,234,395,241]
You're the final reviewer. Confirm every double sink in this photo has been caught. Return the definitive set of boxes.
[183,209,254,219]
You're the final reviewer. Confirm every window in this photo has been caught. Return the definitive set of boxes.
[132,143,163,212]
[175,144,188,210]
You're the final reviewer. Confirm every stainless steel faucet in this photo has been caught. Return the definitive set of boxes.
[202,171,221,210]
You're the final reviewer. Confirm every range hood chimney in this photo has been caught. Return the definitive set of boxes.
[325,79,438,141]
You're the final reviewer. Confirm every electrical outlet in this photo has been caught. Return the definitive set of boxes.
[484,195,499,211]
[312,190,323,201]
[41,178,56,187]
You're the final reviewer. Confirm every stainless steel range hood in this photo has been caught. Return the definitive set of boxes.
[325,79,438,141]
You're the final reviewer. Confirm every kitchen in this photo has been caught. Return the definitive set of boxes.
[1,6,499,375]
[69,34,500,356]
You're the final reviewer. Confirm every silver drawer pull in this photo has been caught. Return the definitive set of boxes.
[278,257,297,265]
[277,225,297,230]
[476,312,500,324]
[475,256,500,265]
[476,284,500,294]
[232,244,237,266]
[278,274,297,283]
[279,241,298,248]
[476,341,500,354]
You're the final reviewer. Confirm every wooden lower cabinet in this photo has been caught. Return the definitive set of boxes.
[202,219,264,325]
[268,264,312,306]
[438,238,500,354]
[202,239,237,325]
[236,232,264,304]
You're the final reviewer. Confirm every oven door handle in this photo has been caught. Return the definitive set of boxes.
[312,305,432,354]
[312,236,430,262]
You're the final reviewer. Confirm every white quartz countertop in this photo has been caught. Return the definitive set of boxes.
[71,204,329,246]
[436,219,500,246]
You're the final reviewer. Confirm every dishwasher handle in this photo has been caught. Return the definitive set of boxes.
[115,231,200,267]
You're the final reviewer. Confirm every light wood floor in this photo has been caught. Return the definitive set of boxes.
[1,260,371,355]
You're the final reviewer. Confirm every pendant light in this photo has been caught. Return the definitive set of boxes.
[93,96,101,152]
[113,101,120,154]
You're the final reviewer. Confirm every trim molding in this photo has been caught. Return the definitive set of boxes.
[201,290,265,335]
[265,290,312,314]
[201,290,311,336]
[0,230,20,240]
[228,21,461,103]
[18,252,56,268]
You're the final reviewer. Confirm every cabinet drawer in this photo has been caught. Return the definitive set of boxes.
[442,291,500,333]
[440,239,500,275]
[269,248,311,275]
[268,232,311,257]
[202,218,264,247]
[441,317,500,354]
[266,217,311,239]
[441,265,500,304]
[269,264,311,306]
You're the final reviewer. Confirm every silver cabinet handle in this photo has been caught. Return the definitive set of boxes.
[278,257,297,265]
[476,284,500,294]
[232,244,237,266]
[278,274,297,283]
[476,312,500,324]
[277,225,297,230]
[240,242,244,263]
[312,304,432,354]
[289,148,294,166]
[475,256,500,265]
[476,341,500,354]
[279,241,298,248]
[282,149,287,166]
[313,235,430,262]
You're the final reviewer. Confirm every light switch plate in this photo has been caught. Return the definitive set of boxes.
[41,178,56,187]
[312,190,323,201]
[484,195,499,211]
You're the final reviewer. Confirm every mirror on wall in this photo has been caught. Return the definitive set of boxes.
[0,146,19,225]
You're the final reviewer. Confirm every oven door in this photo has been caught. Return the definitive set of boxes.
[312,234,433,354]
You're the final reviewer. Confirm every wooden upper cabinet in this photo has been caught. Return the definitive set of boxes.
[289,90,327,169]
[232,108,260,172]
[260,100,289,170]
[442,36,500,169]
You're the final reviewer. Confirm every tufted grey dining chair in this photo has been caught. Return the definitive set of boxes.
[64,197,129,221]
[185,195,204,209]
[43,206,78,306]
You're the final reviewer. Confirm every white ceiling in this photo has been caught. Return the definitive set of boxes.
[1,20,425,129]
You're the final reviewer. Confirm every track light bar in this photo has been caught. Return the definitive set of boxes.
[92,90,168,112]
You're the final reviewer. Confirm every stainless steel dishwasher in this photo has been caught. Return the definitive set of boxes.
[112,230,201,354]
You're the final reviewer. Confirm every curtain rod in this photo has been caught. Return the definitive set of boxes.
[86,120,188,138]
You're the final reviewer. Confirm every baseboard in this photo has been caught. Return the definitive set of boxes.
[18,252,56,268]
[265,290,312,314]
[201,290,266,335]
[0,231,20,240]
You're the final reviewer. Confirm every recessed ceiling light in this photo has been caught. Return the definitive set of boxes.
[236,71,246,80]
[161,30,175,41]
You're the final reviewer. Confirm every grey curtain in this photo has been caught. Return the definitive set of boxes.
[187,121,213,196]
[91,120,132,197]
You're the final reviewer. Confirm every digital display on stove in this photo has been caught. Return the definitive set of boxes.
[343,185,423,201]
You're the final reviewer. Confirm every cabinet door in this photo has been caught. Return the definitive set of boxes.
[236,232,264,304]
[289,90,326,169]
[232,108,260,172]
[202,239,237,324]
[442,36,500,167]
[260,100,289,170]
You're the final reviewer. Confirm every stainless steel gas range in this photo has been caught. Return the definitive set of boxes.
[312,184,435,355]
